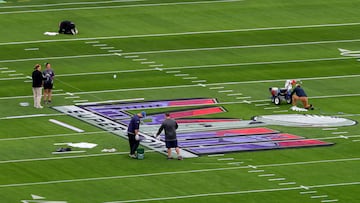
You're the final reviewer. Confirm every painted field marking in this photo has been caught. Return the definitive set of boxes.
[92,44,107,47]
[24,48,39,51]
[52,151,86,155]
[141,61,156,64]
[103,182,359,203]
[300,191,317,194]
[217,158,234,161]
[0,67,8,70]
[209,87,224,90]
[268,178,286,181]
[2,113,64,120]
[339,135,349,139]
[264,106,280,110]
[227,93,243,96]
[258,174,275,177]
[273,110,289,113]
[198,83,206,87]
[218,90,234,93]
[332,131,348,134]
[311,195,328,199]
[248,170,264,173]
[73,100,89,103]
[108,49,123,52]
[100,47,115,50]
[23,80,32,83]
[114,53,122,57]
[1,70,16,73]
[85,41,99,44]
[0,131,105,142]
[52,89,63,92]
[207,154,224,157]
[236,96,251,99]
[65,92,74,96]
[321,200,338,202]
[149,64,164,67]
[192,80,207,83]
[65,96,80,99]
[49,119,84,133]
[279,182,296,185]
[183,77,198,80]
[9,73,24,76]
[255,103,270,106]
[300,185,309,190]
[174,74,189,77]
[0,0,242,15]
[133,58,147,61]
[248,165,257,169]
[322,128,338,131]
[154,68,163,71]
[2,23,360,46]
[124,55,139,59]
[227,162,244,165]
[353,140,360,142]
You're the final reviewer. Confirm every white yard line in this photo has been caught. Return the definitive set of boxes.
[0,158,358,188]
[1,22,360,46]
[0,53,114,63]
[104,182,359,203]
[0,0,145,8]
[0,0,242,15]
[0,113,65,120]
[0,131,106,141]
[49,119,84,133]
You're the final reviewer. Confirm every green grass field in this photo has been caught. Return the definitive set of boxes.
[0,0,360,202]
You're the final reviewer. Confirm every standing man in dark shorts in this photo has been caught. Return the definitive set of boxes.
[127,111,146,159]
[43,63,55,105]
[155,113,182,160]
[32,64,43,109]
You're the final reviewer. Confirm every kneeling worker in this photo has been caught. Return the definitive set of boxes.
[291,83,313,110]
[155,113,183,160]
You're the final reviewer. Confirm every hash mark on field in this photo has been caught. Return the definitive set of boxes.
[149,64,164,67]
[0,67,8,70]
[322,128,338,131]
[258,174,275,177]
[209,87,224,90]
[24,48,39,51]
[132,58,147,61]
[192,80,207,83]
[166,70,180,73]
[255,103,270,106]
[273,110,289,113]
[24,80,32,83]
[65,96,80,99]
[100,47,115,50]
[85,41,99,44]
[52,89,63,92]
[219,90,234,93]
[264,107,280,110]
[279,182,296,185]
[207,154,224,157]
[352,139,360,142]
[92,44,107,47]
[1,70,16,73]
[300,191,317,194]
[183,77,198,80]
[268,178,286,181]
[332,131,348,134]
[174,74,189,77]
[141,61,156,64]
[236,96,251,99]
[311,195,328,199]
[227,93,243,96]
[108,49,123,52]
[9,73,23,76]
[321,200,338,203]
[124,55,139,59]
[227,162,244,165]
[248,170,264,173]
[217,158,234,161]
[248,165,257,169]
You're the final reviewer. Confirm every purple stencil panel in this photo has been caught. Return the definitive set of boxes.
[187,139,333,154]
[178,134,303,147]
[84,101,170,112]
[95,110,131,120]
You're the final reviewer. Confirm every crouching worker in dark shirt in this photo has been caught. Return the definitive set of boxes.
[291,83,314,110]
[155,113,183,160]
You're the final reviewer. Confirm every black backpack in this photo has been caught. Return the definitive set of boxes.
[58,20,78,35]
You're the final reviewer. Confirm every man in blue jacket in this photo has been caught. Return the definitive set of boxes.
[291,83,313,110]
[127,111,146,158]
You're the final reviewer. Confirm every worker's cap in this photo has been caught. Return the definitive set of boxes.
[140,111,146,118]
[291,80,297,84]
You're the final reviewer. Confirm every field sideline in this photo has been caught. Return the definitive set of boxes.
[0,0,359,202]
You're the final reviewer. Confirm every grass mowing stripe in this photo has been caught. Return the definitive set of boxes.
[0,0,242,15]
[105,182,360,203]
[1,22,360,46]
[0,158,358,187]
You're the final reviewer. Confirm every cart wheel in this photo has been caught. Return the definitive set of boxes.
[286,97,292,104]
[274,97,281,105]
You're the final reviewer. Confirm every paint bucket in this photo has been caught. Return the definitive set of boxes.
[137,148,144,160]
